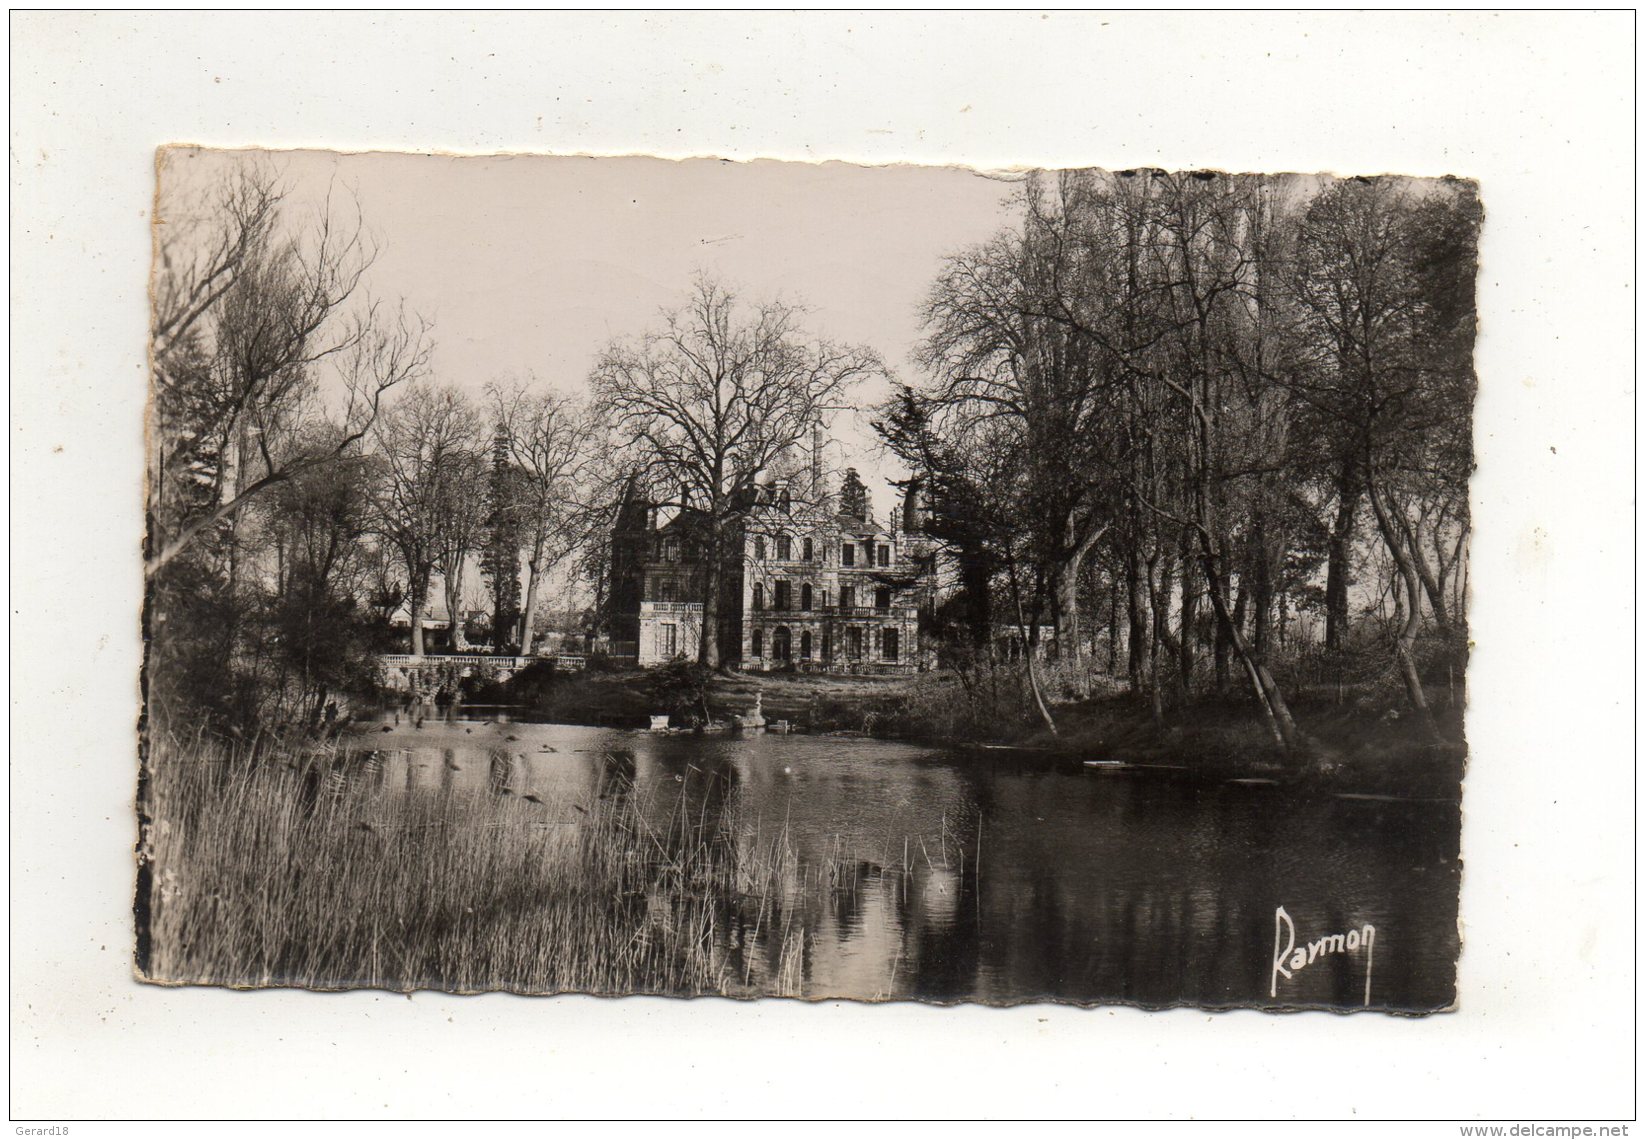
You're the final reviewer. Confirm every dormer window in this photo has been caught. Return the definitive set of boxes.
[778,489,792,514]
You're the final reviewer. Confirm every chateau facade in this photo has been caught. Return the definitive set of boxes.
[607,434,935,673]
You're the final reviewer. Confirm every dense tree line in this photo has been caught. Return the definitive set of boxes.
[879,169,1478,749]
[145,159,597,738]
[147,157,1476,757]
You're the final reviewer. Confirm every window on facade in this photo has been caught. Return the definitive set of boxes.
[779,489,792,514]
[754,535,766,560]
[840,585,855,610]
[662,538,680,562]
[877,544,891,567]
[773,626,791,661]
[802,537,814,561]
[821,588,830,608]
[883,627,899,662]
[752,582,763,611]
[660,623,678,657]
[800,583,812,610]
[821,632,831,660]
[658,578,679,603]
[774,580,790,610]
[845,627,864,657]
[800,630,813,659]
[776,534,792,560]
[863,542,874,566]
[751,628,763,657]
[875,586,891,609]
[842,543,855,567]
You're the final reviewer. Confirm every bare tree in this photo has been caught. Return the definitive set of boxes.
[1291,177,1477,727]
[370,385,482,656]
[489,382,597,656]
[919,176,1122,670]
[433,440,487,651]
[145,152,430,579]
[590,276,880,668]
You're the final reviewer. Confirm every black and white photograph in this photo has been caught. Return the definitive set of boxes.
[139,148,1476,1012]
[11,10,1634,1126]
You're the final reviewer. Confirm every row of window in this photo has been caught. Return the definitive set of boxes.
[752,534,893,567]
[750,625,900,662]
[751,582,892,611]
[649,579,897,609]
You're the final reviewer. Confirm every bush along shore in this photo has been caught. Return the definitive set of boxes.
[474,658,1465,802]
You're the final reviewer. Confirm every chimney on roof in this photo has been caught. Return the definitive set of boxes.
[811,423,824,496]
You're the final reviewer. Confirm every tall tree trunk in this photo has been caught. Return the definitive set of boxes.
[1407,512,1452,632]
[1150,545,1175,713]
[1053,567,1079,661]
[1107,576,1121,674]
[1027,567,1044,650]
[1325,458,1364,652]
[1251,514,1275,660]
[444,563,467,651]
[1449,528,1469,623]
[698,516,723,669]
[1198,542,1301,752]
[1052,565,1085,695]
[1008,557,1057,735]
[1178,525,1198,689]
[1367,478,1438,734]
[519,527,548,656]
[1187,409,1301,752]
[1126,544,1149,694]
[1055,521,1107,666]
[408,568,429,657]
[1212,540,1234,694]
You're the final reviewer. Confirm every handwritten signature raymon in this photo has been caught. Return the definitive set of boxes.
[1270,906,1377,1008]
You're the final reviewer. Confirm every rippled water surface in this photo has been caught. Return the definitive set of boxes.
[349,707,1460,1010]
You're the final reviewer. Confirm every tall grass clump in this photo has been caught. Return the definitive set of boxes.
[138,735,866,997]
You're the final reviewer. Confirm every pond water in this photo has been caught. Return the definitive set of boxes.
[349,707,1460,1011]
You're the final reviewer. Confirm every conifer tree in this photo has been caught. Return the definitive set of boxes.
[839,467,871,523]
[480,428,524,650]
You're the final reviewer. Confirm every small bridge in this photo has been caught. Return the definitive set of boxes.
[375,653,584,694]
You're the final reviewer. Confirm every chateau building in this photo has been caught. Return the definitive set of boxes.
[607,431,935,673]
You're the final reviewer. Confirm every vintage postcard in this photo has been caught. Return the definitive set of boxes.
[138,148,1475,1011]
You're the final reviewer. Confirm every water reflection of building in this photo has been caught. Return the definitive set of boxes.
[607,427,936,672]
[718,745,974,998]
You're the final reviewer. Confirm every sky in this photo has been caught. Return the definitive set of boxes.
[160,147,1022,506]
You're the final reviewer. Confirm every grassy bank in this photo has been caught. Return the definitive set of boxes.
[497,661,920,734]
[496,661,1464,798]
[139,735,867,995]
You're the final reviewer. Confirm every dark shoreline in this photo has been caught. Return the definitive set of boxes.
[452,662,1466,802]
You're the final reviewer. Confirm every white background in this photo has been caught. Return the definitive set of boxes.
[9,11,1636,1124]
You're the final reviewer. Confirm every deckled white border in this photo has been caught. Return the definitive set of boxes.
[9,11,1635,1124]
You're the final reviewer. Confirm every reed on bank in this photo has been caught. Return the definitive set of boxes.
[139,734,856,996]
